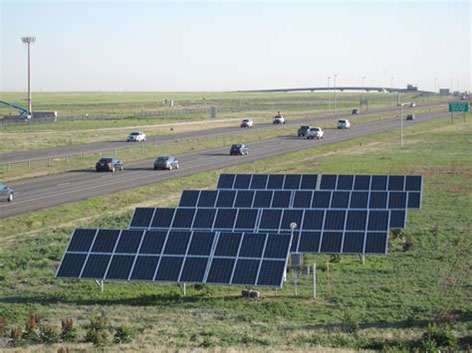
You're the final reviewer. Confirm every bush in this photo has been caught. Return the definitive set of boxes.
[342,310,361,333]
[60,317,77,342]
[9,326,25,347]
[85,316,109,347]
[113,324,134,344]
[421,323,457,348]
[39,324,60,344]
[403,234,414,251]
[23,312,42,342]
[0,316,7,338]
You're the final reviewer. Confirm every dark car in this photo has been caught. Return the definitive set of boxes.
[230,144,248,156]
[406,114,415,121]
[351,109,359,115]
[297,125,311,137]
[95,157,124,172]
[154,156,180,170]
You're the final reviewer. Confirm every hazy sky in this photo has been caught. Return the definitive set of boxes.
[1,0,471,92]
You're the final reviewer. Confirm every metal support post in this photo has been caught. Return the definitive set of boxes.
[95,280,104,293]
[359,254,365,264]
[400,104,404,147]
[313,263,316,299]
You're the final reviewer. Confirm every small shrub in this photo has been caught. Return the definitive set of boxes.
[9,326,25,347]
[39,324,60,344]
[422,323,457,348]
[60,317,77,342]
[391,228,405,240]
[342,310,361,333]
[85,316,109,347]
[57,347,71,353]
[23,312,42,342]
[113,324,134,344]
[329,254,341,263]
[0,316,7,338]
[403,234,414,251]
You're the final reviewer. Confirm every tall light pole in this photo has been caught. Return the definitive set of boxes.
[333,74,338,115]
[327,76,331,113]
[22,36,36,117]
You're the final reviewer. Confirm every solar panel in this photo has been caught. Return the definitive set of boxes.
[56,229,293,288]
[130,208,155,228]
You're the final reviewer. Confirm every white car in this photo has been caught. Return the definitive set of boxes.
[240,118,254,128]
[0,183,13,202]
[337,119,351,129]
[306,127,324,139]
[273,114,286,124]
[409,102,416,108]
[127,131,146,142]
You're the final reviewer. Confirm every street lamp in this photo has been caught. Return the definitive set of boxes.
[333,74,338,115]
[327,76,331,113]
[21,36,36,118]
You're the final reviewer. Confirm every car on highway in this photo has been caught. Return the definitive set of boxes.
[409,102,416,108]
[127,131,146,142]
[0,183,14,202]
[240,118,254,128]
[273,112,286,124]
[230,144,249,156]
[406,114,415,121]
[351,109,359,115]
[154,156,180,170]
[306,127,324,139]
[95,157,124,172]
[297,125,311,137]
[337,119,351,129]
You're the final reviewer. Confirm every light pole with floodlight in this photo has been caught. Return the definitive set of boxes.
[21,36,36,117]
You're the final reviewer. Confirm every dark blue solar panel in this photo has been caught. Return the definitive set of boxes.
[320,174,337,190]
[271,191,291,208]
[163,231,191,255]
[171,208,196,228]
[232,259,260,285]
[187,232,215,255]
[192,208,217,229]
[257,260,286,286]
[151,208,175,228]
[57,254,87,277]
[216,190,236,207]
[354,175,371,190]
[342,232,365,253]
[179,190,200,207]
[346,210,367,231]
[239,233,267,257]
[390,210,406,228]
[130,256,159,280]
[234,190,255,207]
[280,209,303,230]
[371,175,387,190]
[197,191,217,207]
[331,191,350,208]
[253,191,273,208]
[106,255,135,280]
[337,175,354,190]
[293,191,312,208]
[350,191,369,208]
[312,191,331,208]
[81,254,111,278]
[130,208,155,228]
[67,229,96,252]
[405,175,422,191]
[267,174,284,189]
[206,258,235,283]
[91,229,120,253]
[367,211,389,231]
[283,175,301,189]
[214,232,242,256]
[250,174,268,189]
[300,174,318,190]
[213,209,237,229]
[263,233,291,258]
[323,210,346,230]
[234,174,251,189]
[155,257,184,281]
[115,230,143,254]
[235,209,258,230]
[320,232,343,252]
[302,210,325,230]
[407,192,421,208]
[369,192,388,209]
[139,231,167,255]
[364,232,387,253]
[298,231,321,252]
[388,192,407,209]
[259,209,282,230]
[388,175,405,191]
[180,257,208,282]
[217,174,235,189]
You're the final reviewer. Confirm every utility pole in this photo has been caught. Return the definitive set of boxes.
[22,36,36,118]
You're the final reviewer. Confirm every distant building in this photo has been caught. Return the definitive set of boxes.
[439,88,450,96]
[406,84,418,91]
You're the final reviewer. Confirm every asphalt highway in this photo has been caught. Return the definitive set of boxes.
[0,108,448,219]
[0,102,442,164]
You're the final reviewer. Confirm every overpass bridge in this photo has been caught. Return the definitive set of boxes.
[238,86,435,94]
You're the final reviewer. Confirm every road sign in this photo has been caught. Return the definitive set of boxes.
[448,102,469,112]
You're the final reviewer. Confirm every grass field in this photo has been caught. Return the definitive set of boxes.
[0,114,470,352]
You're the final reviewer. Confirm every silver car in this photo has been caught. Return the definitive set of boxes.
[154,156,180,170]
[0,183,14,202]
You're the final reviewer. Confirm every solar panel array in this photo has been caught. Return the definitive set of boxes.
[56,229,293,288]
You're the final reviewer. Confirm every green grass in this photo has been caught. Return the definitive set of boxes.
[0,114,471,352]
